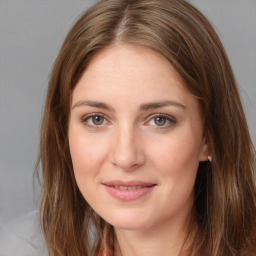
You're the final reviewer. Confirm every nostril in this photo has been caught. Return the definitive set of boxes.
[111,149,145,170]
[109,131,146,170]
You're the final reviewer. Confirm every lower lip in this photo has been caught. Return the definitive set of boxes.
[104,185,155,201]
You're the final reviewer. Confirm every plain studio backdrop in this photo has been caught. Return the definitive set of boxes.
[0,0,255,225]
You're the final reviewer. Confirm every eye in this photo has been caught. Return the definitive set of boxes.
[81,113,107,127]
[153,116,167,126]
[147,114,176,128]
[90,115,105,125]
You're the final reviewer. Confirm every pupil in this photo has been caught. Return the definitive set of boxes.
[155,117,166,126]
[93,116,103,125]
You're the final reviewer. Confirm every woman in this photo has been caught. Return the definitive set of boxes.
[37,0,256,255]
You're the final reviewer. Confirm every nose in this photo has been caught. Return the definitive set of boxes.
[110,125,145,171]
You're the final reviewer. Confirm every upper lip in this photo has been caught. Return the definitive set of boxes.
[102,180,156,187]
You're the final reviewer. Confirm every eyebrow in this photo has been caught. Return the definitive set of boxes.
[139,100,186,111]
[72,100,186,111]
[72,100,114,111]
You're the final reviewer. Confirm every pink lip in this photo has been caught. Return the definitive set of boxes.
[102,180,156,201]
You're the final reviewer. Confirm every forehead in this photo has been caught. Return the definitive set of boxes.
[72,44,197,111]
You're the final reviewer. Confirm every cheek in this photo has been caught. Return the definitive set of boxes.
[69,129,105,173]
[149,133,201,175]
[148,132,201,202]
[150,135,200,210]
[68,130,103,201]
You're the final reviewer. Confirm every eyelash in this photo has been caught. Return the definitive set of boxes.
[80,113,177,129]
[81,113,108,128]
[146,113,177,129]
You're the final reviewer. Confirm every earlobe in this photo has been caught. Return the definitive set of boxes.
[207,156,212,162]
[199,137,211,162]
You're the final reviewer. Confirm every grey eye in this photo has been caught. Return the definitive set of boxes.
[82,113,108,128]
[91,115,105,125]
[154,116,167,126]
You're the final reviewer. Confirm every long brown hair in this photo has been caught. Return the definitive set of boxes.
[37,0,256,255]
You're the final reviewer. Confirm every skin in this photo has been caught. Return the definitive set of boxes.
[68,44,209,256]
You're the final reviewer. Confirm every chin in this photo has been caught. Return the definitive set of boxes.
[112,220,150,231]
[103,211,152,231]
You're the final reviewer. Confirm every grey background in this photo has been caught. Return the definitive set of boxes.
[0,0,255,224]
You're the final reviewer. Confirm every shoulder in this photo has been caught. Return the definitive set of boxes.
[0,210,47,256]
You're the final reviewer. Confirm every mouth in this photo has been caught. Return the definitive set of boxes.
[102,180,156,201]
[110,185,152,190]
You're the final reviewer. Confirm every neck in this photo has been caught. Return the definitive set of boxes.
[113,210,195,256]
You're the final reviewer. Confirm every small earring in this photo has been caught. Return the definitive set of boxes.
[208,156,212,162]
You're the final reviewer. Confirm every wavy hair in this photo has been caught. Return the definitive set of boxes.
[36,0,256,255]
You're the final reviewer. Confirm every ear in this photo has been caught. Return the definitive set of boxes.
[199,136,211,162]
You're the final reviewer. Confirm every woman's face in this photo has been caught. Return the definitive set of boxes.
[69,45,209,231]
